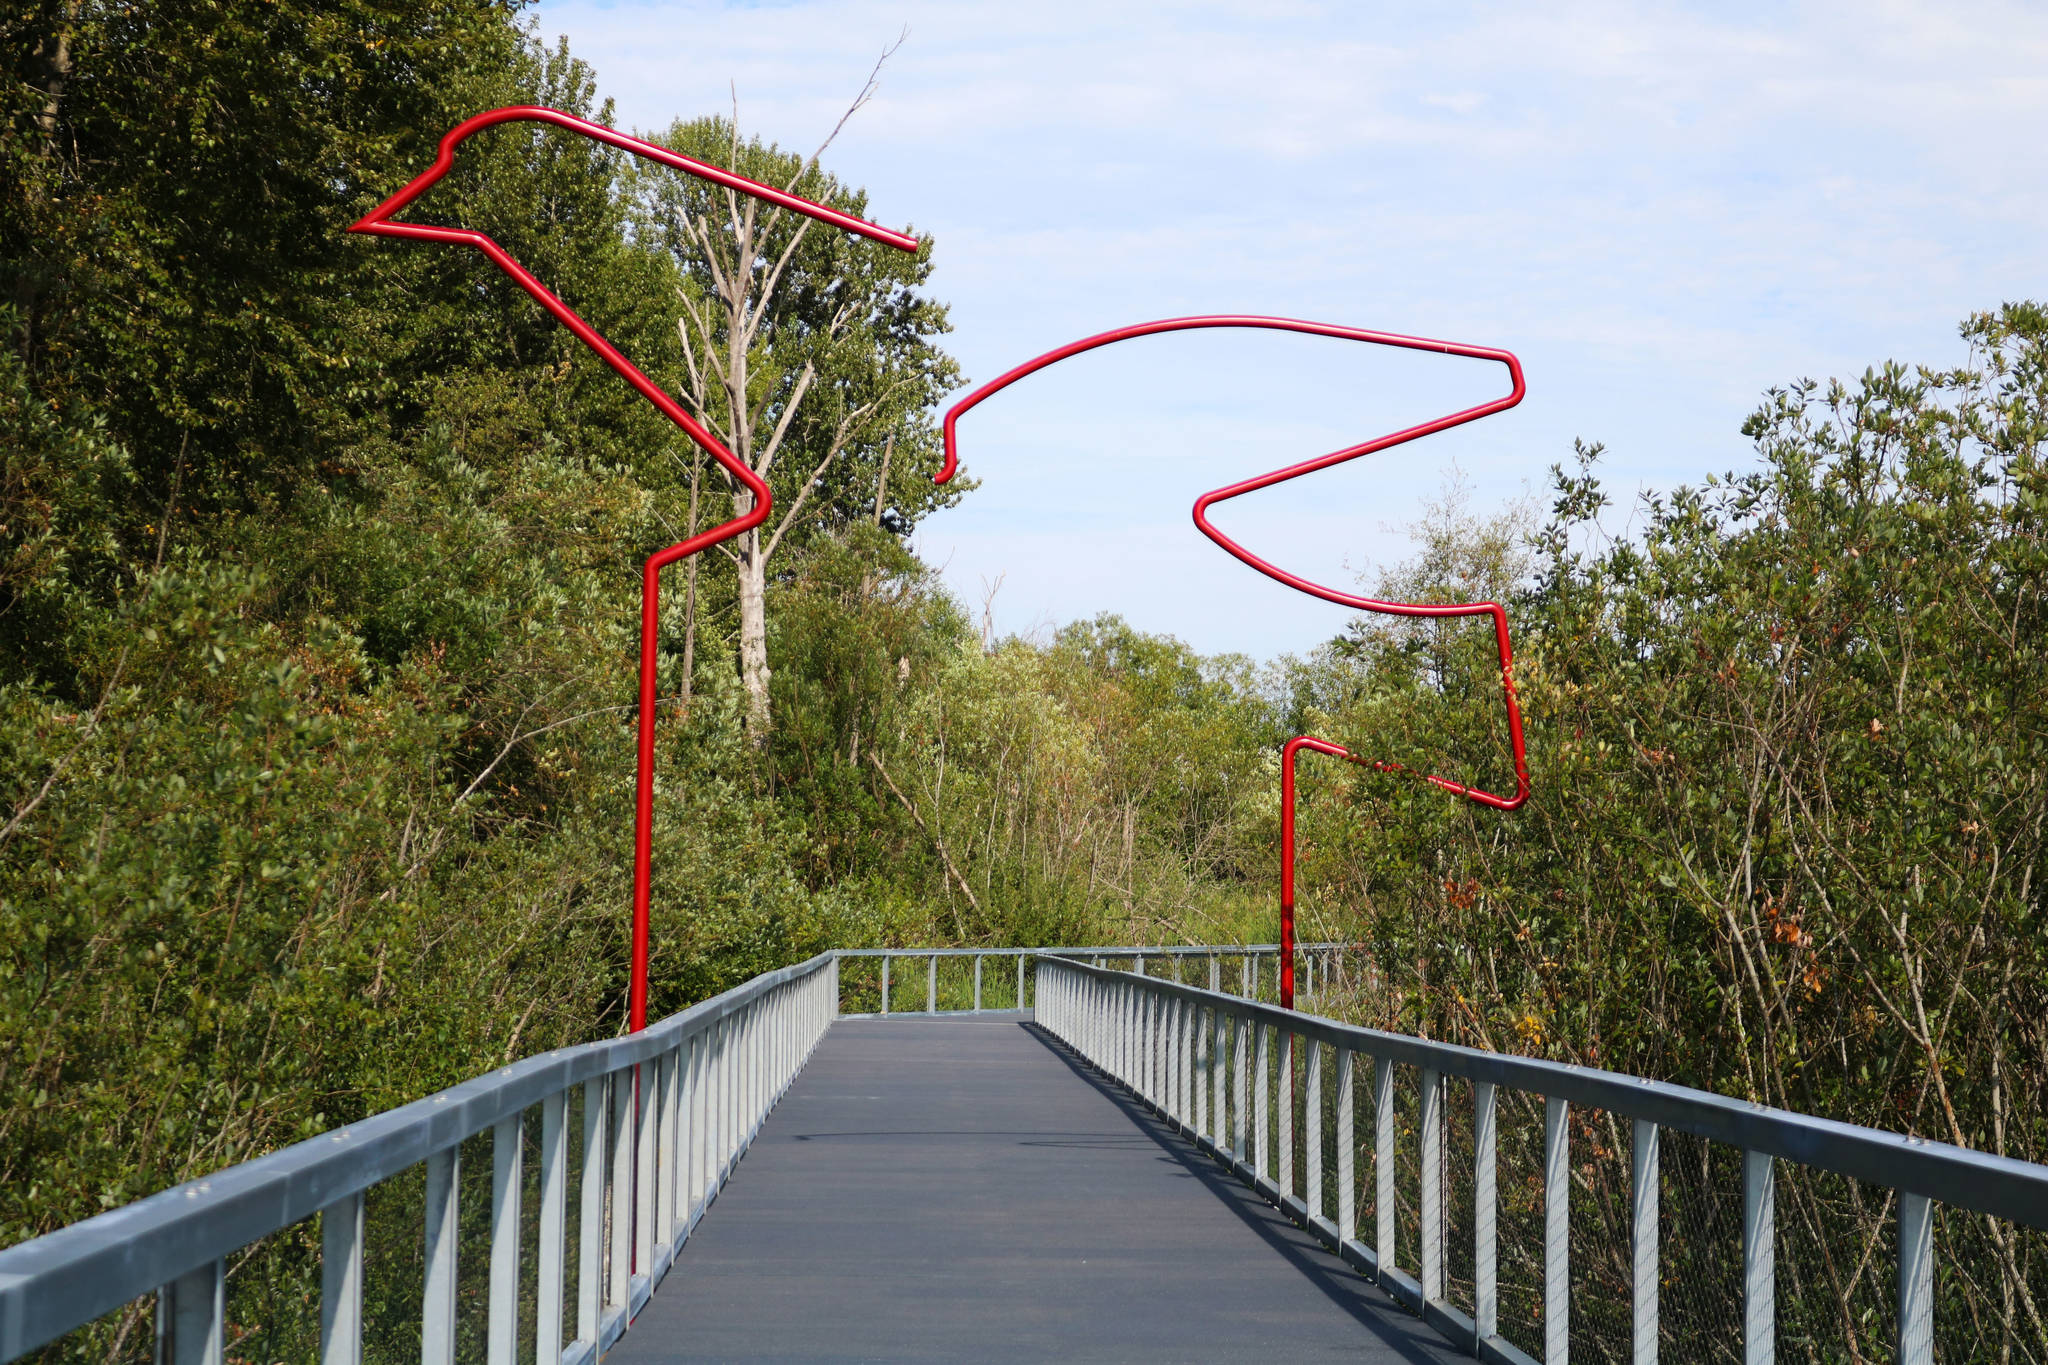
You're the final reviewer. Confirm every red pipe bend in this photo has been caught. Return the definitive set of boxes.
[936,317,1533,1005]
[352,106,920,1030]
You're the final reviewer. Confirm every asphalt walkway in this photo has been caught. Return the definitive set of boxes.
[610,1013,1462,1363]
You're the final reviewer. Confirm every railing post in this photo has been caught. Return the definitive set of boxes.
[1278,1029,1295,1199]
[1307,1039,1326,1223]
[1545,1095,1569,1365]
[1208,953,1219,994]
[1255,1023,1271,1180]
[156,1259,224,1365]
[1017,954,1027,1011]
[610,1069,633,1317]
[1204,1002,1220,1154]
[974,955,983,1012]
[1631,1118,1659,1365]
[1231,1014,1249,1162]
[1241,953,1252,998]
[927,954,937,1015]
[1420,1067,1443,1304]
[1898,1192,1934,1364]
[686,1035,705,1223]
[636,1061,656,1276]
[424,1144,460,1365]
[538,1090,567,1365]
[489,1114,523,1365]
[658,1049,678,1251]
[1337,1049,1356,1244]
[1476,1080,1498,1344]
[578,1078,604,1348]
[319,1191,364,1365]
[1743,1149,1775,1365]
[1375,1058,1395,1276]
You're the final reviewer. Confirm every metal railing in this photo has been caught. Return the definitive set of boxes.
[0,954,838,1365]
[1036,957,2048,1365]
[0,941,1324,1363]
[834,941,1345,1017]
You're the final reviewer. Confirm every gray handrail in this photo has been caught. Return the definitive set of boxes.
[1037,957,2045,1365]
[0,952,837,1363]
[1046,959,2048,1227]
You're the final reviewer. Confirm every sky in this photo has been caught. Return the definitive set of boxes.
[530,0,2048,660]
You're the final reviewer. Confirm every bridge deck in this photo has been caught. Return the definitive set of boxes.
[612,1014,1461,1363]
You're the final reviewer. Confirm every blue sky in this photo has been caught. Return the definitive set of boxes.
[531,0,2048,660]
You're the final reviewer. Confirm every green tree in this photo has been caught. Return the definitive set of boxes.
[631,93,964,742]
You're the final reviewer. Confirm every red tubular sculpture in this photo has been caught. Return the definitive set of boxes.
[936,316,1531,1006]
[353,106,920,1030]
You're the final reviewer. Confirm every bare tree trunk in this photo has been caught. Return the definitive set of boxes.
[735,523,771,740]
[680,451,702,714]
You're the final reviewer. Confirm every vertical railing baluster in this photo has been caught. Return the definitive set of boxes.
[1375,1058,1395,1276]
[1475,1081,1498,1347]
[1544,1095,1569,1364]
[156,1260,224,1365]
[1743,1149,1775,1365]
[880,955,890,1015]
[578,1078,603,1348]
[974,955,983,1012]
[926,954,937,1015]
[687,1034,705,1221]
[1231,1015,1248,1163]
[1169,997,1183,1124]
[1255,1023,1271,1181]
[489,1115,523,1365]
[1420,1068,1443,1304]
[635,1061,656,1277]
[1630,1118,1658,1365]
[1307,1039,1326,1223]
[1278,1030,1296,1199]
[1241,953,1251,999]
[1017,954,1026,1011]
[658,1048,679,1249]
[1208,953,1219,994]
[424,1144,460,1365]
[1204,1002,1220,1154]
[609,1069,632,1316]
[538,1091,567,1365]
[1337,1049,1356,1245]
[319,1190,363,1365]
[1898,1192,1934,1365]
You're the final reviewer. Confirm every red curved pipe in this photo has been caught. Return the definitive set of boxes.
[936,316,1531,1004]
[1280,736,1405,1007]
[352,105,920,1030]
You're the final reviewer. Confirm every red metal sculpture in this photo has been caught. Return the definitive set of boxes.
[936,316,1531,1006]
[353,106,920,1030]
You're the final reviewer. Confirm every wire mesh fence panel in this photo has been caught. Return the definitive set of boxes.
[837,956,884,1014]
[1935,1208,2048,1364]
[220,1218,323,1365]
[1495,1086,1550,1361]
[364,1160,428,1365]
[1564,1105,1632,1364]
[932,954,975,1011]
[1771,1164,1898,1361]
[455,1124,495,1365]
[1444,1076,1477,1319]
[1660,1130,1744,1362]
[1394,1061,1422,1284]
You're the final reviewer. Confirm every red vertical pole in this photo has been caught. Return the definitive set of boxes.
[349,105,919,1032]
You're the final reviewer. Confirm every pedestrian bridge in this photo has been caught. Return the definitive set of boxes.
[4,948,2045,1363]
